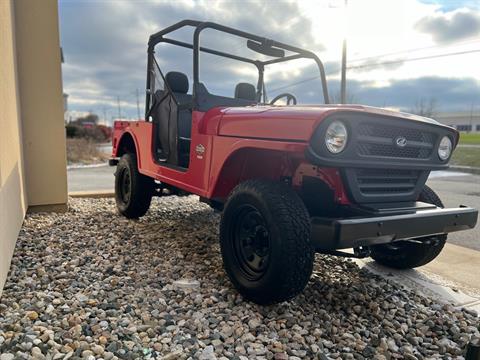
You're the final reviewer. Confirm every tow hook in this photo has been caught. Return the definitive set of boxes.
[404,236,441,246]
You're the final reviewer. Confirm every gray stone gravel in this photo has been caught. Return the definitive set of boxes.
[0,196,479,360]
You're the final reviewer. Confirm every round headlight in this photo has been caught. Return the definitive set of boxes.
[438,136,452,161]
[325,121,348,154]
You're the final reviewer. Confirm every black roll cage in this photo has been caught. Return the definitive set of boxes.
[145,20,330,117]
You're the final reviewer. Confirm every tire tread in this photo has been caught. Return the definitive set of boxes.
[115,153,153,219]
[220,179,314,305]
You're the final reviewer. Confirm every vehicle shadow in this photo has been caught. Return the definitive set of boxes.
[132,198,413,316]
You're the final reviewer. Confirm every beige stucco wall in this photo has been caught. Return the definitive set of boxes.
[0,0,28,297]
[0,0,67,296]
[14,0,68,207]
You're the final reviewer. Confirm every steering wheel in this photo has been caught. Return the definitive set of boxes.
[270,93,297,105]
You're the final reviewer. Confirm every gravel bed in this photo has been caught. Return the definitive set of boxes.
[0,196,478,360]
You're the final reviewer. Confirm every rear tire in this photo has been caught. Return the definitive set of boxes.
[220,180,314,305]
[115,153,153,219]
[370,185,447,269]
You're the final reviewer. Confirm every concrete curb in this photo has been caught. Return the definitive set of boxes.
[421,243,480,294]
[449,165,480,175]
[68,190,114,198]
[67,163,109,170]
[355,243,480,313]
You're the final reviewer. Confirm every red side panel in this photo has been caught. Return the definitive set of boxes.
[111,107,351,203]
[112,113,214,197]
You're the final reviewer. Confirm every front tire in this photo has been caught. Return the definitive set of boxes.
[220,180,314,305]
[115,153,154,219]
[370,185,447,269]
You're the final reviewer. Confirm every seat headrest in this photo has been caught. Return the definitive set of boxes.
[235,82,256,101]
[166,71,189,94]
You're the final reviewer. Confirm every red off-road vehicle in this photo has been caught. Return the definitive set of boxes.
[110,20,478,305]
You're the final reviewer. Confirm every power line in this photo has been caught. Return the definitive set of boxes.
[348,37,480,64]
[348,48,480,70]
[269,76,321,93]
[269,48,480,93]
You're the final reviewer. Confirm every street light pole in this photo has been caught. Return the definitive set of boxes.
[340,0,348,104]
[117,96,121,119]
[136,88,141,120]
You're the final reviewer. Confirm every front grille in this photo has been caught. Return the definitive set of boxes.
[354,168,421,196]
[308,112,455,203]
[343,167,429,203]
[356,123,436,159]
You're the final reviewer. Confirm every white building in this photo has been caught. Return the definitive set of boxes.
[434,111,480,132]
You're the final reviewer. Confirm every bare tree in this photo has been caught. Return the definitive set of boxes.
[330,91,359,104]
[411,98,437,117]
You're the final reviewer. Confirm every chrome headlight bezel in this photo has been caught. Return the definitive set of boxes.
[325,120,348,154]
[438,135,453,161]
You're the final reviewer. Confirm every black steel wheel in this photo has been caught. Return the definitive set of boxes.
[232,204,271,281]
[117,166,132,204]
[370,185,447,269]
[115,153,154,219]
[220,179,314,305]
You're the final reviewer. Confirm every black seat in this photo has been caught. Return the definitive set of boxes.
[165,71,192,167]
[235,82,256,101]
[165,71,192,140]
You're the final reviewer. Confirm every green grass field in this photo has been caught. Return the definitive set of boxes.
[458,133,480,145]
[451,133,480,168]
[451,147,480,168]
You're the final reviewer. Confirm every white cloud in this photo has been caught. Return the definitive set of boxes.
[59,0,480,120]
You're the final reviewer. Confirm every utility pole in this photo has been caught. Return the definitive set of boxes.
[117,96,121,119]
[135,88,141,120]
[470,102,474,133]
[103,107,108,126]
[340,0,348,104]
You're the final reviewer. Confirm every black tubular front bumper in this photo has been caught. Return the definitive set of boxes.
[311,206,478,250]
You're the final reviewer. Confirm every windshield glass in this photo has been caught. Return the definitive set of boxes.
[148,21,329,111]
[264,58,326,104]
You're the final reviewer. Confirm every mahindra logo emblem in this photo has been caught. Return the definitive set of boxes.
[395,136,407,147]
[195,144,206,159]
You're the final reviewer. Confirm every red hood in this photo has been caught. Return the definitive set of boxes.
[217,104,443,141]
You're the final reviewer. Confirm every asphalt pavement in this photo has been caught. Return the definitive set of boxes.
[67,165,480,250]
[427,172,480,251]
[68,164,115,192]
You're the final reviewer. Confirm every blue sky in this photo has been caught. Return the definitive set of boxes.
[59,0,480,123]
[419,0,480,11]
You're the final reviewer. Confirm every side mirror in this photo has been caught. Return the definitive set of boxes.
[247,40,285,58]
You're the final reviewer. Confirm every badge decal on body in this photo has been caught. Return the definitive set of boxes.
[195,144,206,159]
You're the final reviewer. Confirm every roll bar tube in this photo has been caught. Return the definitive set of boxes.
[145,20,330,116]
